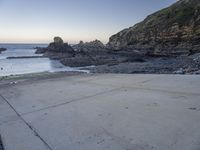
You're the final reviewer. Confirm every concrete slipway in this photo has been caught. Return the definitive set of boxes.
[0,74,200,150]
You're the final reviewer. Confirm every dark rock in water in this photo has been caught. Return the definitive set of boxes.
[37,37,145,67]
[107,0,200,56]
[47,41,74,54]
[7,56,46,59]
[35,47,48,54]
[35,37,75,55]
[43,36,74,54]
[0,48,6,54]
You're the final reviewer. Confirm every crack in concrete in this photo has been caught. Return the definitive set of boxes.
[0,94,53,150]
[126,86,200,96]
[140,78,156,84]
[21,87,123,116]
[82,77,157,88]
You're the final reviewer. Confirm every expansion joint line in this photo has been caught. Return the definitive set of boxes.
[0,94,54,150]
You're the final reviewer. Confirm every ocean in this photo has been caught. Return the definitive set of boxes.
[0,44,86,77]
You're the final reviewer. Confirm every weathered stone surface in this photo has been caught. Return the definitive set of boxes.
[73,40,106,52]
[107,0,200,56]
[47,42,74,53]
[1,74,200,150]
[54,36,64,44]
[35,37,75,54]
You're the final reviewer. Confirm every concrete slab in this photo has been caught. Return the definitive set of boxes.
[137,75,200,94]
[0,77,117,115]
[0,96,18,125]
[84,74,159,87]
[23,87,200,150]
[0,96,51,150]
[87,74,200,94]
[0,119,50,150]
[0,74,200,150]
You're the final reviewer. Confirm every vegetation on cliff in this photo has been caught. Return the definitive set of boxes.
[108,0,200,56]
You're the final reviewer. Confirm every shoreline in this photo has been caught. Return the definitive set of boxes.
[0,71,87,86]
[0,70,199,85]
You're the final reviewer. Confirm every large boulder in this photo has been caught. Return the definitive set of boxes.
[107,0,200,56]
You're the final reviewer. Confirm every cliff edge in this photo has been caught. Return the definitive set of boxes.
[108,0,200,56]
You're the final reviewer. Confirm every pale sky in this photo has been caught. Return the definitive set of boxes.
[0,0,176,44]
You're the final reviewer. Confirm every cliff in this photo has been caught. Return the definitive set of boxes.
[107,0,200,56]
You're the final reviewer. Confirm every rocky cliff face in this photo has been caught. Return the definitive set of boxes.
[107,0,200,56]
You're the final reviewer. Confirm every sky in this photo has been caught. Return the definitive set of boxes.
[0,0,176,44]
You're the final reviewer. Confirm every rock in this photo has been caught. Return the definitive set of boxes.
[35,47,47,54]
[73,40,106,52]
[107,0,200,56]
[174,68,185,74]
[60,55,95,67]
[0,48,6,54]
[7,56,45,59]
[47,42,74,53]
[46,37,74,54]
[194,70,200,74]
[79,41,84,45]
[35,37,75,55]
[54,36,64,44]
[192,53,200,63]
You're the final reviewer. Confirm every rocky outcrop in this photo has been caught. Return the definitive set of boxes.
[46,37,74,53]
[53,36,64,44]
[35,37,74,54]
[107,0,200,56]
[35,37,76,59]
[36,37,143,67]
[0,48,6,54]
[35,47,47,54]
[73,40,106,53]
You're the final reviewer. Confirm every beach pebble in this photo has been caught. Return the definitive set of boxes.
[10,81,18,85]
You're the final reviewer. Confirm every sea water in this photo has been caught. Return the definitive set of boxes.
[0,44,87,77]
